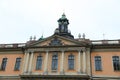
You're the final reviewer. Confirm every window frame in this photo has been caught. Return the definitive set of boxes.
[1,58,8,71]
[68,54,74,70]
[14,57,21,71]
[94,56,102,71]
[36,56,43,70]
[51,54,58,70]
[112,56,120,71]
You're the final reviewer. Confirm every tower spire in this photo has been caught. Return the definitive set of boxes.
[61,13,66,19]
[54,13,74,39]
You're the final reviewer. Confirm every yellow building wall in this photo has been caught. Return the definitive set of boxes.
[0,52,24,75]
[0,50,91,75]
[31,51,79,74]
[32,52,45,73]
[31,51,91,75]
[64,51,78,73]
[91,51,120,77]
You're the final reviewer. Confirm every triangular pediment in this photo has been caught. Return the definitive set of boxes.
[28,35,86,47]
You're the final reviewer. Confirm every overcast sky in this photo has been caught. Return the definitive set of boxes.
[0,0,120,44]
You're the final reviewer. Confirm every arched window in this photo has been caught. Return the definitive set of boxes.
[68,54,74,70]
[36,56,42,70]
[52,54,58,70]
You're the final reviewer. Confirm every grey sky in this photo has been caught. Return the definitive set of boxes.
[0,0,120,43]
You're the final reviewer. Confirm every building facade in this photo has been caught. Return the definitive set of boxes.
[0,14,120,80]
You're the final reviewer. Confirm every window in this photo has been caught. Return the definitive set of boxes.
[113,56,120,71]
[94,56,102,71]
[36,56,42,70]
[14,58,21,70]
[49,38,62,46]
[68,54,74,70]
[1,58,7,70]
[52,55,58,70]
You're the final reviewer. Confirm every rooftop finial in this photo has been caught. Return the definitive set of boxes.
[78,33,81,39]
[39,34,44,40]
[83,33,85,39]
[30,36,32,41]
[61,13,66,19]
[33,35,36,40]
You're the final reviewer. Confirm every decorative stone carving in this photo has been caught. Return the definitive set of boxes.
[49,38,62,46]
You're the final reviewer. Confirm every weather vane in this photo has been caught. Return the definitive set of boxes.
[103,33,105,40]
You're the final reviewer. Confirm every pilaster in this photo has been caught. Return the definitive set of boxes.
[60,51,64,74]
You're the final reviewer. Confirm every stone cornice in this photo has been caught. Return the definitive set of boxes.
[0,47,24,52]
[20,75,90,79]
[91,44,120,49]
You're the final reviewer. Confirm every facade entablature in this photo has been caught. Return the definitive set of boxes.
[26,46,87,53]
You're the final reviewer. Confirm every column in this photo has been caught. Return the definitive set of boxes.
[78,51,81,74]
[83,51,86,74]
[28,52,34,73]
[60,51,64,74]
[22,52,27,73]
[24,52,29,73]
[44,51,49,74]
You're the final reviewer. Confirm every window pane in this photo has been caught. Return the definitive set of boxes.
[113,56,120,71]
[95,56,102,71]
[68,55,74,70]
[14,58,21,70]
[52,55,58,70]
[36,56,42,70]
[1,58,7,70]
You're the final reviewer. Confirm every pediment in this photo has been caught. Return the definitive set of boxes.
[28,35,86,47]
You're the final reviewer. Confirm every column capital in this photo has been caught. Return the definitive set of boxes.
[80,49,86,52]
[27,50,34,53]
[46,50,49,53]
[24,50,29,53]
[29,51,34,53]
[77,47,86,52]
[61,50,64,53]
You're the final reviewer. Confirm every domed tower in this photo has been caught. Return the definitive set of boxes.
[54,13,74,39]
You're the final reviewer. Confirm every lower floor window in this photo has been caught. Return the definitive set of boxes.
[1,58,7,70]
[14,58,21,70]
[95,56,102,71]
[36,56,42,70]
[113,56,120,71]
[52,55,58,70]
[68,54,74,70]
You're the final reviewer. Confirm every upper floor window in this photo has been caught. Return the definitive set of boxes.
[1,58,7,70]
[68,54,74,70]
[36,56,42,70]
[52,54,58,70]
[94,56,102,71]
[112,56,120,71]
[14,58,21,70]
